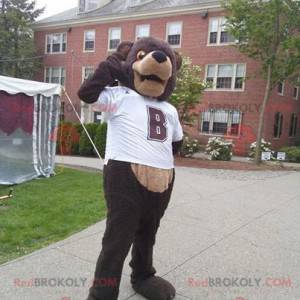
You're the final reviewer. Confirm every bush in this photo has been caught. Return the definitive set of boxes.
[280,146,300,163]
[74,123,84,136]
[206,137,233,161]
[248,139,275,159]
[95,123,108,158]
[56,122,81,156]
[180,135,200,157]
[79,123,98,156]
[71,123,84,155]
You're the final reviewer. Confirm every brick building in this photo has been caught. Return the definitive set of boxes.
[33,0,300,155]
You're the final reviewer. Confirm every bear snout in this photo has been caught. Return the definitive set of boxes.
[152,51,167,64]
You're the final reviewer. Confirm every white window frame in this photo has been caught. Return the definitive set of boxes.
[80,102,96,124]
[80,65,101,124]
[277,81,285,96]
[83,30,96,52]
[81,106,103,124]
[200,109,243,137]
[108,27,121,51]
[205,63,246,92]
[207,17,235,46]
[81,66,94,83]
[166,21,182,48]
[293,86,299,100]
[135,24,150,40]
[45,33,67,54]
[44,67,66,86]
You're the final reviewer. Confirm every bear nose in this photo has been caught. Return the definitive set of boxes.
[152,51,167,63]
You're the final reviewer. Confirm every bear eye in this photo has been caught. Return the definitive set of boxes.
[137,50,146,60]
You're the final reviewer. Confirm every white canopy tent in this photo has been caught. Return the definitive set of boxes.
[0,75,62,185]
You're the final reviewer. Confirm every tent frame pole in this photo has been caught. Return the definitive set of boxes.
[0,189,13,201]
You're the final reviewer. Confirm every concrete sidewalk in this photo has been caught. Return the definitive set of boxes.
[1,159,300,300]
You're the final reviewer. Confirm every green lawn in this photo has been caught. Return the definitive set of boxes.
[0,167,106,265]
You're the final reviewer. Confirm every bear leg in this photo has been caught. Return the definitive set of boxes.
[132,276,176,300]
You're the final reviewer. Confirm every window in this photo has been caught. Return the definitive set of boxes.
[136,24,150,40]
[217,65,233,89]
[79,0,99,12]
[81,66,101,123]
[206,65,215,87]
[166,22,182,47]
[201,110,242,136]
[206,64,246,91]
[209,18,218,44]
[277,81,284,95]
[289,113,298,137]
[293,86,299,100]
[82,66,94,82]
[274,112,283,138]
[208,17,235,45]
[84,30,95,51]
[45,67,66,86]
[46,33,67,54]
[81,102,100,124]
[235,64,245,89]
[108,27,121,50]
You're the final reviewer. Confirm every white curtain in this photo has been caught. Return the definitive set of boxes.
[168,23,182,35]
[214,110,228,122]
[236,64,245,77]
[111,28,121,40]
[218,65,233,78]
[207,65,216,78]
[202,111,211,122]
[231,110,241,124]
[209,18,219,32]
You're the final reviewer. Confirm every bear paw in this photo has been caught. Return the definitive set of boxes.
[132,276,176,300]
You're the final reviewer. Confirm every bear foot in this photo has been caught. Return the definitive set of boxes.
[132,276,176,300]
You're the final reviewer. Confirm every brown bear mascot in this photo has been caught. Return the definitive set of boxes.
[78,37,183,300]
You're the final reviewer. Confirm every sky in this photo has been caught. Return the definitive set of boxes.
[35,0,78,19]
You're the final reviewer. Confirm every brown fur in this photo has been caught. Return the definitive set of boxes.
[132,51,172,98]
[121,37,182,101]
[78,37,182,103]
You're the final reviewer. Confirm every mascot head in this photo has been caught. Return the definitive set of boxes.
[117,37,182,101]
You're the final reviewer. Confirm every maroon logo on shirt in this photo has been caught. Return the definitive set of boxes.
[147,106,167,142]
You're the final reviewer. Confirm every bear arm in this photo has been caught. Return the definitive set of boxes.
[77,53,125,104]
[172,140,183,155]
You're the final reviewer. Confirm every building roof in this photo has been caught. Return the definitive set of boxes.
[34,0,220,29]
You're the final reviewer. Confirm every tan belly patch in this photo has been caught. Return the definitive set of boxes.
[131,163,173,193]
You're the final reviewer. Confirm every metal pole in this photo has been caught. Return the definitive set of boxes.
[62,88,103,162]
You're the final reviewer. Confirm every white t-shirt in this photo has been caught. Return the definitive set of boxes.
[92,86,183,169]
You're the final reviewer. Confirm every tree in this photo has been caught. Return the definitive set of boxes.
[170,56,207,127]
[223,0,300,163]
[0,0,44,79]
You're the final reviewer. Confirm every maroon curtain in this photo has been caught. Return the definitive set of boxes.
[0,91,34,135]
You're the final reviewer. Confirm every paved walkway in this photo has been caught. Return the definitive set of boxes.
[1,157,300,300]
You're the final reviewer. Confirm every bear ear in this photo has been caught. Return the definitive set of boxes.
[174,51,183,71]
[116,41,134,61]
